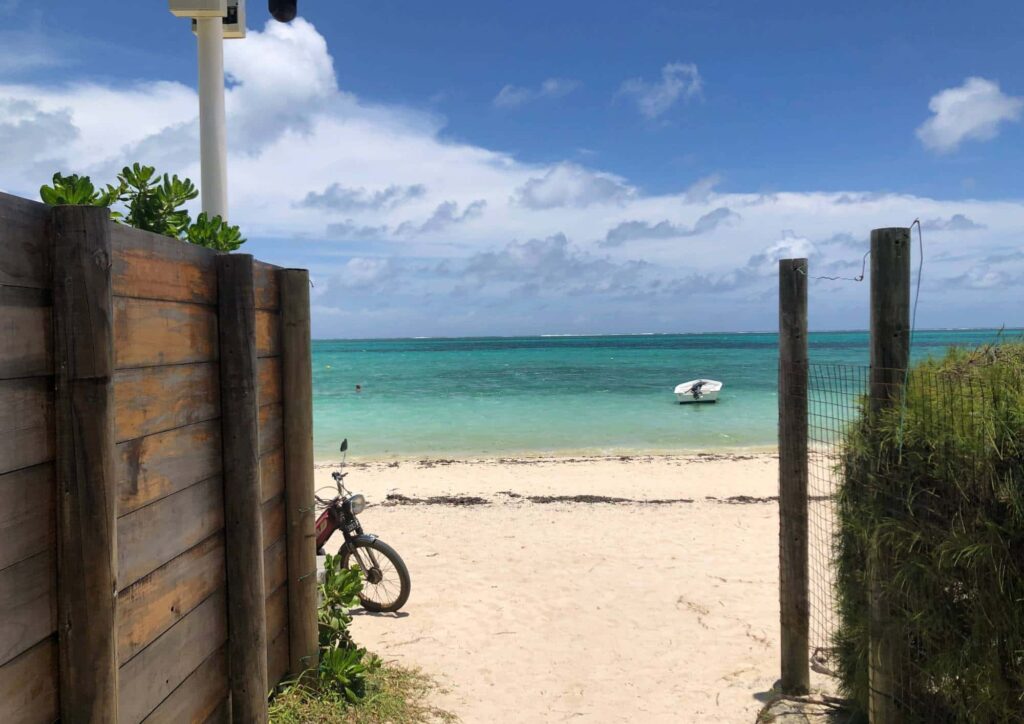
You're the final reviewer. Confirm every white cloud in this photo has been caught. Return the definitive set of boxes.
[920,213,985,232]
[917,77,1023,153]
[513,162,634,209]
[493,78,579,109]
[601,207,740,246]
[618,63,702,119]
[0,20,1022,336]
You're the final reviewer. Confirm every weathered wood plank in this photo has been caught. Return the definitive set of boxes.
[266,582,288,638]
[260,448,284,504]
[53,204,118,721]
[281,268,318,677]
[253,261,280,311]
[118,476,224,588]
[257,356,282,407]
[217,254,269,723]
[0,286,51,379]
[114,363,219,442]
[114,297,218,369]
[118,534,225,666]
[141,645,227,724]
[0,463,54,571]
[263,536,288,596]
[0,550,55,667]
[267,625,290,690]
[117,420,222,516]
[255,310,280,358]
[111,223,218,305]
[0,636,58,723]
[202,698,230,724]
[0,377,53,475]
[0,192,50,290]
[778,258,809,695]
[119,589,227,724]
[262,495,286,551]
[259,402,284,455]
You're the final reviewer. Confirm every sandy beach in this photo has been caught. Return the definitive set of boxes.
[317,452,832,723]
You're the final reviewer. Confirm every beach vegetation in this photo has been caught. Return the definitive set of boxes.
[833,342,1024,721]
[269,554,453,723]
[39,163,246,251]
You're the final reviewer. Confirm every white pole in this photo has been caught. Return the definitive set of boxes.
[196,16,228,220]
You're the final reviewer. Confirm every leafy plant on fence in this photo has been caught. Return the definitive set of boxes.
[834,342,1024,722]
[39,163,245,251]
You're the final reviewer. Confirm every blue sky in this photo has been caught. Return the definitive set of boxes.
[2,1,1023,337]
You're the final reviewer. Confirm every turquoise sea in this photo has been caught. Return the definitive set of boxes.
[311,330,1013,460]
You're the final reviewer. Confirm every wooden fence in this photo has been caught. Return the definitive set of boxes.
[0,192,318,723]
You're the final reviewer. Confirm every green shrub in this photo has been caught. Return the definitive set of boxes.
[40,163,245,251]
[316,553,371,702]
[834,342,1024,721]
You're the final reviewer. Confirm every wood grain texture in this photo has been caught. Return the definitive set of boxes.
[259,448,284,504]
[0,192,50,289]
[52,204,119,722]
[114,363,219,443]
[253,261,280,312]
[267,624,290,690]
[118,534,225,666]
[217,254,269,723]
[778,258,809,695]
[266,583,288,638]
[257,356,282,407]
[0,285,51,379]
[118,589,227,724]
[255,310,280,358]
[263,536,288,596]
[262,495,286,552]
[111,224,217,305]
[117,420,222,516]
[0,636,58,724]
[0,550,55,667]
[0,463,54,571]
[118,476,225,588]
[140,645,227,724]
[0,377,53,475]
[114,297,218,369]
[201,698,230,724]
[280,268,318,677]
[259,402,283,455]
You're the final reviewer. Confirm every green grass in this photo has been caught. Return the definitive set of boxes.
[833,342,1024,721]
[269,656,458,724]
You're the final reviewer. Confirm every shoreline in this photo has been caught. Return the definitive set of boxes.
[313,444,779,467]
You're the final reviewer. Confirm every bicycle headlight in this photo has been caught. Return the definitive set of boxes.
[347,494,367,515]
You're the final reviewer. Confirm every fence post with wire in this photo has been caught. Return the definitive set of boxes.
[778,257,810,694]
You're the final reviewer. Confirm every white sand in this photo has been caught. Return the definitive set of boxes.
[317,453,830,723]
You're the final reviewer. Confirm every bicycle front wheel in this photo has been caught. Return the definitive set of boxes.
[341,538,411,613]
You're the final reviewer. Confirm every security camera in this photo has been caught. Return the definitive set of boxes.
[184,0,246,39]
[269,0,297,22]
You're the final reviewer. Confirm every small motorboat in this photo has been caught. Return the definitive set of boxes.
[674,379,722,404]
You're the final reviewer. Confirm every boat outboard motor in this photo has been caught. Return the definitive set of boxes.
[689,381,704,400]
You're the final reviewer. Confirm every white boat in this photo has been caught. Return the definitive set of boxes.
[674,379,722,404]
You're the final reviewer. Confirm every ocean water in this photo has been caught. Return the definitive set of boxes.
[311,330,1012,460]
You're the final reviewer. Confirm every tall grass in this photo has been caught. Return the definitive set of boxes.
[833,343,1024,721]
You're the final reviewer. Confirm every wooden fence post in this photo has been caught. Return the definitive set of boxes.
[778,258,810,694]
[51,205,119,721]
[280,269,319,677]
[218,254,269,723]
[867,228,910,723]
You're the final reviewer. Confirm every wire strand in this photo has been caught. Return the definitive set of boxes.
[798,248,871,282]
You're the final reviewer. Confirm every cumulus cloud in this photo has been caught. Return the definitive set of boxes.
[493,78,580,109]
[513,162,634,209]
[601,207,740,246]
[917,77,1023,153]
[396,199,487,235]
[1,19,1022,336]
[299,183,426,212]
[920,213,985,231]
[618,63,702,119]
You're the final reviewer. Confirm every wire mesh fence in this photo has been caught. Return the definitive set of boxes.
[791,348,1024,721]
